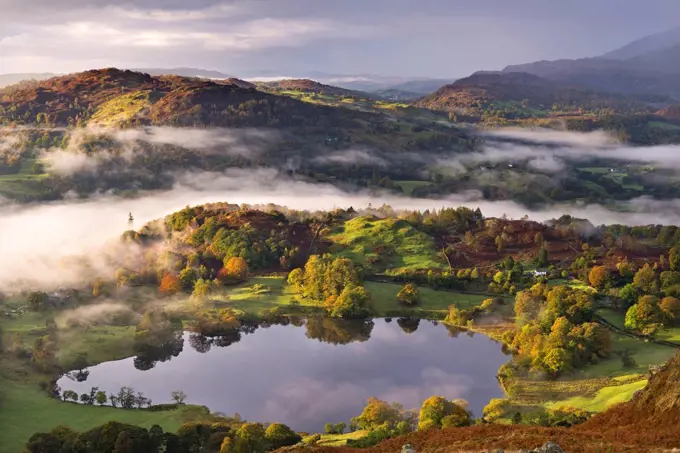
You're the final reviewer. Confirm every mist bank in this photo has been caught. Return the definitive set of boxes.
[35,126,279,176]
[2,167,680,293]
[441,127,680,174]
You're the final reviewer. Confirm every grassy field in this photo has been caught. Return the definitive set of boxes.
[304,430,369,447]
[0,376,192,453]
[365,281,488,316]
[597,308,680,344]
[0,158,50,198]
[545,377,647,412]
[328,216,445,272]
[209,277,486,319]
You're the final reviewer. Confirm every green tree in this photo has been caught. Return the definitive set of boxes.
[112,426,152,453]
[94,391,108,406]
[191,279,213,302]
[179,267,198,290]
[625,295,665,335]
[619,283,639,308]
[28,291,48,311]
[330,285,371,319]
[536,246,549,267]
[670,246,680,271]
[264,423,301,449]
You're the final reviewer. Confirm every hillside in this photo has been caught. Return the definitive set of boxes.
[413,71,658,118]
[0,68,477,202]
[0,68,372,129]
[303,351,680,453]
[258,79,369,98]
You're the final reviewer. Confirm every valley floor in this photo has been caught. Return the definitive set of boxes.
[1,277,679,452]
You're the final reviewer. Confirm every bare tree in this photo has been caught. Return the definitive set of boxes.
[171,390,187,404]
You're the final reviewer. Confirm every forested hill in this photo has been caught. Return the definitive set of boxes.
[257,79,369,98]
[0,68,375,129]
[414,71,667,119]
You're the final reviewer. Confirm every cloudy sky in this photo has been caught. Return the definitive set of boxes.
[1,0,679,78]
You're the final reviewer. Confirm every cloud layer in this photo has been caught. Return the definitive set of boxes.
[3,164,680,292]
[2,0,679,77]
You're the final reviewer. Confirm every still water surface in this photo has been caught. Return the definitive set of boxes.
[58,318,508,432]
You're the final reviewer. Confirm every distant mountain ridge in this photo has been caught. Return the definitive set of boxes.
[131,67,232,79]
[502,26,680,99]
[602,26,680,60]
[0,73,58,88]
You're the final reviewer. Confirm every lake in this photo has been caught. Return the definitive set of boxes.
[57,318,509,432]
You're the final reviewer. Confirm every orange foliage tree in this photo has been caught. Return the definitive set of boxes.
[218,257,249,283]
[159,274,181,295]
[588,266,609,289]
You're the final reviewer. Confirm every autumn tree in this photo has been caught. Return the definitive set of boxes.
[232,423,268,453]
[397,283,420,306]
[418,396,471,430]
[534,231,544,245]
[660,296,680,326]
[159,274,181,295]
[617,260,635,279]
[588,266,610,290]
[632,263,659,294]
[352,397,404,430]
[264,423,301,449]
[221,257,249,283]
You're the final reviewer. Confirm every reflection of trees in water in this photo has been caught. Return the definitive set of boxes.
[188,329,243,353]
[304,316,374,345]
[133,315,184,371]
[397,317,420,334]
[187,316,374,351]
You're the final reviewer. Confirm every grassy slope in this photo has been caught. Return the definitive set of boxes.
[0,159,49,198]
[546,378,648,412]
[0,377,188,453]
[304,430,369,447]
[364,281,486,316]
[327,217,445,272]
[89,91,152,126]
